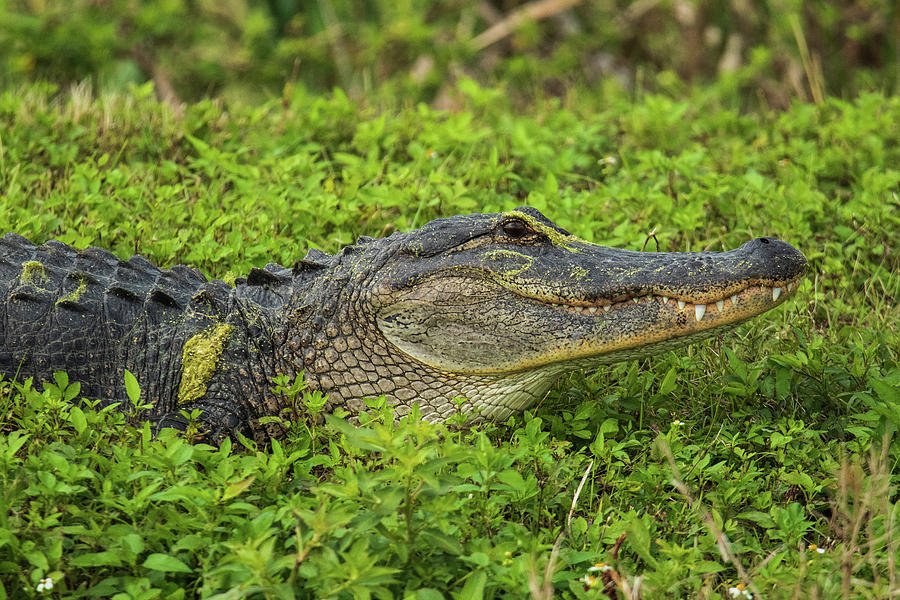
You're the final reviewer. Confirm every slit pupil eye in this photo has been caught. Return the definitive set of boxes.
[503,221,528,238]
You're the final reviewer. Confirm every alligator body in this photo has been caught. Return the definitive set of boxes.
[0,208,806,442]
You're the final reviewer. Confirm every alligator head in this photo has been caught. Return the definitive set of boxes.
[301,207,807,422]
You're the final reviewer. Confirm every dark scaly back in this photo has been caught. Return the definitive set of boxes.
[0,233,217,411]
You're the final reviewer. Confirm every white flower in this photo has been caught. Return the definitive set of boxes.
[580,574,599,588]
[728,584,752,599]
[36,577,54,593]
[671,420,683,426]
[588,562,612,572]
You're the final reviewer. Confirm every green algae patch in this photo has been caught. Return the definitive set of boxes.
[178,323,234,405]
[483,249,535,276]
[569,266,589,279]
[503,210,587,251]
[20,261,48,287]
[56,274,87,306]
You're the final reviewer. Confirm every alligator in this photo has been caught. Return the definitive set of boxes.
[0,208,806,443]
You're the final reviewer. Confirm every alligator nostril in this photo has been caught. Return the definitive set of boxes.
[758,237,770,244]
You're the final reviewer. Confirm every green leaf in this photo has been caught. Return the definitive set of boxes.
[658,366,677,396]
[775,367,791,399]
[52,371,69,391]
[695,561,726,573]
[461,552,490,567]
[142,553,192,573]
[418,529,462,555]
[544,172,558,196]
[782,470,815,492]
[63,380,81,401]
[496,469,525,492]
[3,431,30,459]
[457,569,486,600]
[724,347,748,380]
[871,377,899,405]
[222,476,256,501]
[627,516,658,568]
[599,418,618,436]
[71,551,123,567]
[124,370,141,405]
[769,353,802,369]
[68,406,86,433]
[184,134,210,153]
[770,432,792,448]
[121,533,145,555]
[173,535,208,552]
[23,550,49,571]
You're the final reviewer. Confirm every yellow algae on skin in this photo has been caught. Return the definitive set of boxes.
[221,271,237,288]
[570,266,589,279]
[56,275,87,306]
[21,261,48,287]
[178,323,234,405]
[483,249,535,276]
[503,210,587,251]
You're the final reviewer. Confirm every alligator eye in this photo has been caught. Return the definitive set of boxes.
[501,220,529,238]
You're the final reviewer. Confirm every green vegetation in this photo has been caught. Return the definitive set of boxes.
[1,0,896,106]
[0,80,896,599]
[0,1,898,596]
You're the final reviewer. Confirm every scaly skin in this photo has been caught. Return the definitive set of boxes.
[0,208,807,442]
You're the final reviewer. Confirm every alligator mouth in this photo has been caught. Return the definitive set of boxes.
[499,273,806,370]
[540,276,803,323]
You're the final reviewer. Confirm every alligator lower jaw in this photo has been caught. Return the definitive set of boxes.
[541,277,803,325]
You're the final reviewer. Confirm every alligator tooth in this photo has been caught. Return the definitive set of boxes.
[694,304,706,321]
[575,306,583,312]
[772,287,781,301]
[603,305,611,312]
[677,300,686,310]
[716,300,724,312]
[662,296,668,304]
[646,295,652,301]
[633,297,639,303]
[787,282,793,292]
[588,306,597,313]
[731,295,738,305]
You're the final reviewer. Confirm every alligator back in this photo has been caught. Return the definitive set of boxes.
[0,233,218,409]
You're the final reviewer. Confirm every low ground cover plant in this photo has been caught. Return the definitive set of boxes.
[0,81,897,598]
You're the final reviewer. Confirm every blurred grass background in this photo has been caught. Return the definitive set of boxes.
[1,0,897,109]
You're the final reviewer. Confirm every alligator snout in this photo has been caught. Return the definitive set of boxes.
[738,237,808,282]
